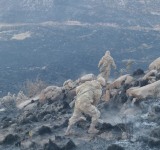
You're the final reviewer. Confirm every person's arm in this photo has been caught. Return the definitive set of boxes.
[111,58,116,69]
[98,57,104,68]
[92,90,102,105]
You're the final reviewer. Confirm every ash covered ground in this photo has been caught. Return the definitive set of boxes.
[0,0,160,97]
[1,1,160,150]
[0,69,160,150]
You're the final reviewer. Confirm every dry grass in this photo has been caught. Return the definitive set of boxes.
[23,78,47,98]
[39,90,46,103]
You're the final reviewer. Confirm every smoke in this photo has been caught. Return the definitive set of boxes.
[78,70,94,79]
[80,71,88,77]
[108,77,115,83]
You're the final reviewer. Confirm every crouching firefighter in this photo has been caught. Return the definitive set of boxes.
[65,77,106,135]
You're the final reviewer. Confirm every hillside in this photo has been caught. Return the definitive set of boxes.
[0,0,160,97]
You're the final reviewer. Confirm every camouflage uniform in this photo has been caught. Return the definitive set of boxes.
[98,51,116,82]
[65,77,105,135]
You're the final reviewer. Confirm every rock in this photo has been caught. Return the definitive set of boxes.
[1,117,11,122]
[126,87,139,97]
[77,121,88,129]
[15,141,21,147]
[139,79,148,87]
[125,76,134,85]
[113,123,128,133]
[133,80,139,87]
[102,90,110,101]
[20,115,38,124]
[106,74,132,89]
[65,89,76,100]
[0,108,5,112]
[140,135,160,148]
[49,100,70,113]
[122,132,128,139]
[123,108,138,116]
[54,119,68,129]
[1,117,12,128]
[62,101,70,109]
[127,80,160,99]
[120,92,128,104]
[151,127,160,139]
[24,103,37,111]
[99,122,130,140]
[39,86,63,103]
[141,70,157,83]
[38,126,52,135]
[26,112,33,117]
[155,105,160,113]
[156,73,160,81]
[63,79,75,91]
[29,142,38,149]
[100,131,114,140]
[107,144,125,150]
[133,69,144,76]
[2,134,20,145]
[55,136,62,141]
[149,78,157,84]
[42,114,53,121]
[0,93,16,110]
[62,140,76,150]
[44,139,60,150]
[76,74,96,84]
[100,127,128,140]
[139,101,148,110]
[110,89,117,98]
[17,99,31,109]
[37,111,51,120]
[17,95,39,109]
[97,122,113,132]
[113,89,128,105]
[148,137,160,148]
[149,57,160,71]
[131,98,137,106]
[148,104,160,123]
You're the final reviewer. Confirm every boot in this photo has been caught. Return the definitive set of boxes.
[65,125,72,136]
[88,124,99,134]
[65,116,86,136]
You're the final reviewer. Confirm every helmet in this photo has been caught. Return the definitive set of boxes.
[97,77,106,86]
[105,50,110,56]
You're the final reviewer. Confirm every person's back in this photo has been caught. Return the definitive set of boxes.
[65,77,105,135]
[76,80,102,105]
[101,55,114,68]
[98,51,116,82]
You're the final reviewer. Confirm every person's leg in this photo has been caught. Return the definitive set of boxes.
[105,70,110,82]
[81,104,100,134]
[65,107,84,135]
[88,107,100,134]
[101,72,105,78]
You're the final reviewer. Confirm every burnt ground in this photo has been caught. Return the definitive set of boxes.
[1,80,160,150]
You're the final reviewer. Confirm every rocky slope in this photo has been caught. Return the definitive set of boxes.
[1,0,160,97]
[1,68,160,150]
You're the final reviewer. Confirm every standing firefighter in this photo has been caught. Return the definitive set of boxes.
[65,77,105,135]
[98,51,116,82]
